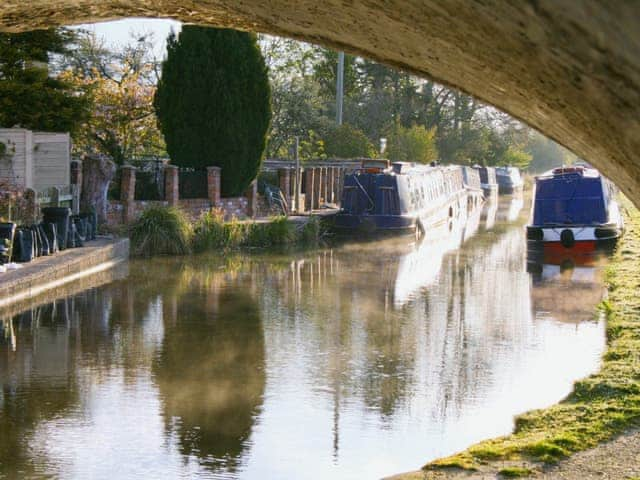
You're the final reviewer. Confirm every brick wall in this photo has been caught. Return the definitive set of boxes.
[105,166,260,227]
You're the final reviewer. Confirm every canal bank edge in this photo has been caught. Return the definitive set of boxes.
[0,238,130,309]
[390,197,640,480]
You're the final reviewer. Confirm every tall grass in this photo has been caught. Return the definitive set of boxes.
[130,205,192,257]
[132,206,323,257]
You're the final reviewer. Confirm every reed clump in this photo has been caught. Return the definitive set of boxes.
[130,205,192,257]
[132,206,323,256]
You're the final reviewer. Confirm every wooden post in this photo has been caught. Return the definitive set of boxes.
[70,159,82,214]
[313,167,322,210]
[304,168,314,212]
[278,167,291,213]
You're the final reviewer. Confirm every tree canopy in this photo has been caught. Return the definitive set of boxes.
[155,26,271,196]
[62,31,165,163]
[0,28,89,133]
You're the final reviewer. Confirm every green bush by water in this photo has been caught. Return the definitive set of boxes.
[130,205,192,256]
[175,208,323,255]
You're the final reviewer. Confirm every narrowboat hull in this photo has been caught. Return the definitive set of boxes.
[481,183,499,198]
[330,213,417,236]
[526,224,623,247]
[498,183,524,195]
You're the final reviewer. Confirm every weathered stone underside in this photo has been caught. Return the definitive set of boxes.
[2,1,639,205]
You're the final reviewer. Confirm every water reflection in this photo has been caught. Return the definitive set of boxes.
[0,197,608,479]
[153,269,265,473]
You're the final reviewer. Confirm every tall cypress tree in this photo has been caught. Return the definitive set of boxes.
[154,27,271,196]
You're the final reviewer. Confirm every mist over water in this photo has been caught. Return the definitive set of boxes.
[0,197,608,479]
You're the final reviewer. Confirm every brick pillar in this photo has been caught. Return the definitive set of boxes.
[164,165,179,206]
[207,166,221,207]
[304,167,314,212]
[245,179,258,218]
[278,167,291,212]
[120,166,136,223]
[313,167,322,210]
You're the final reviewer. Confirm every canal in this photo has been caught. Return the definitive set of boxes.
[0,197,609,479]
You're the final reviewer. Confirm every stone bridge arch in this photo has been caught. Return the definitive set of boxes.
[2,1,639,206]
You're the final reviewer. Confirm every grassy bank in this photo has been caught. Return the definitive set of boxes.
[419,198,640,477]
[130,206,323,257]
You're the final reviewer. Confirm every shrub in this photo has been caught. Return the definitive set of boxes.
[245,216,296,247]
[323,124,376,159]
[192,209,227,252]
[130,205,192,257]
[387,123,438,164]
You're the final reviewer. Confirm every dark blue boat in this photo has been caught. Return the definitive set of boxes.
[495,166,524,194]
[473,166,499,198]
[526,166,624,249]
[330,160,482,236]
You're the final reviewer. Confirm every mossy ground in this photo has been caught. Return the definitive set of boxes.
[424,197,640,476]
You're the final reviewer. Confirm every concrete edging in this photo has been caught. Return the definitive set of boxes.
[0,238,129,309]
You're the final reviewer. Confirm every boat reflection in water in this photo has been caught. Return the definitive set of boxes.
[527,242,613,324]
[496,194,524,223]
[0,197,610,480]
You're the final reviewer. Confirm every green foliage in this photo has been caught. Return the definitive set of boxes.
[63,30,166,163]
[386,123,438,164]
[0,28,90,133]
[502,146,532,169]
[191,210,321,251]
[245,216,297,247]
[130,205,192,257]
[155,27,271,196]
[323,123,376,158]
[499,467,532,478]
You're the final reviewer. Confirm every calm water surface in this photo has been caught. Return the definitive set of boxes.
[0,197,609,479]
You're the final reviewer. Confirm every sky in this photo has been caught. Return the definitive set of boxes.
[75,18,182,57]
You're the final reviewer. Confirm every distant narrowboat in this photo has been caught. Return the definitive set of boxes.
[331,159,482,236]
[496,166,524,194]
[526,166,624,249]
[474,166,499,198]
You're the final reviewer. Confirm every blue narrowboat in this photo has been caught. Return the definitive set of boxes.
[526,166,624,251]
[496,166,524,194]
[473,166,499,198]
[331,159,481,236]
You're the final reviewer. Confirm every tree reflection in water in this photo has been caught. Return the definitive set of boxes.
[153,268,265,473]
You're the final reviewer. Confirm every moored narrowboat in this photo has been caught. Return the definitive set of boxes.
[474,166,499,198]
[526,166,624,250]
[330,159,475,236]
[496,166,524,194]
